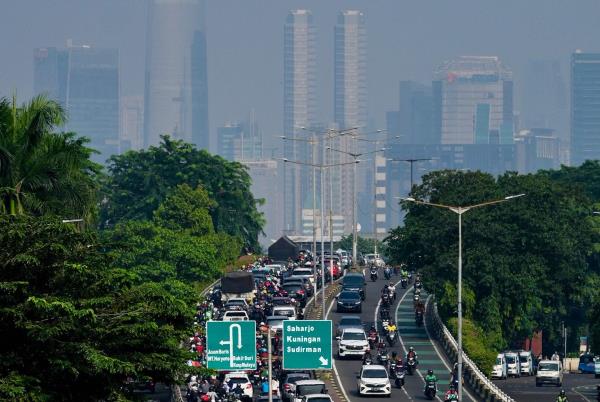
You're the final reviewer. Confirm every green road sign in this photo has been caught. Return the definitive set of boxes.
[206,321,256,371]
[282,320,332,370]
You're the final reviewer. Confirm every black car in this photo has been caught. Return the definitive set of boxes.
[282,283,307,306]
[336,290,362,313]
[341,272,366,300]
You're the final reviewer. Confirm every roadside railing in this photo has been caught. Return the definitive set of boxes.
[426,298,515,402]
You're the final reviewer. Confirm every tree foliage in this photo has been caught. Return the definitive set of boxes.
[0,215,195,401]
[100,136,264,250]
[0,95,100,220]
[386,169,599,355]
[335,235,387,258]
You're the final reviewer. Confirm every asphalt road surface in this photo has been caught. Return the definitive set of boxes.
[327,271,476,401]
[493,372,600,401]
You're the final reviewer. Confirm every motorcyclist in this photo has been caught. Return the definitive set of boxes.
[391,351,403,367]
[424,369,438,391]
[388,282,396,300]
[407,346,418,364]
[444,384,459,401]
[362,350,373,365]
[380,307,390,321]
[556,389,568,402]
[368,325,379,347]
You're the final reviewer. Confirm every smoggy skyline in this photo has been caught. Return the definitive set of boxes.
[1,0,600,149]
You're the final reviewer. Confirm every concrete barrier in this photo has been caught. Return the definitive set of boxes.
[426,298,515,402]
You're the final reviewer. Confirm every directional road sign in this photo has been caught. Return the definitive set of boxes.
[282,320,332,370]
[206,321,256,371]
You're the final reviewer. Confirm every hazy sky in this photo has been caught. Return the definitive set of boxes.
[1,0,599,149]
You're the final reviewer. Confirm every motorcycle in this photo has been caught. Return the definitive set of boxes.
[394,365,405,388]
[370,268,378,282]
[386,329,397,346]
[444,391,459,401]
[363,355,373,365]
[401,278,407,289]
[381,292,390,307]
[413,293,420,304]
[424,380,437,400]
[377,349,389,367]
[406,357,417,375]
[367,332,378,350]
[384,267,391,280]
[415,311,424,327]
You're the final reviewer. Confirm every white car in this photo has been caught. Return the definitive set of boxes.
[300,394,333,402]
[224,372,253,398]
[222,310,249,321]
[272,305,297,320]
[536,360,562,387]
[291,268,316,286]
[356,364,391,397]
[337,328,368,358]
[293,380,327,402]
[491,353,507,379]
[504,352,521,377]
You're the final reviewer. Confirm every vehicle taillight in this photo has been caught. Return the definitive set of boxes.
[284,384,291,390]
[246,383,253,389]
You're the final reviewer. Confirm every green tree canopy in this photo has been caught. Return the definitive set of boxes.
[386,169,598,355]
[0,95,100,220]
[0,215,195,401]
[100,136,264,250]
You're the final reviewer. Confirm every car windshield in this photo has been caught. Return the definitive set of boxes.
[267,319,285,326]
[339,292,360,300]
[539,363,559,371]
[274,309,294,316]
[362,369,387,379]
[297,385,325,395]
[294,270,312,276]
[495,358,502,365]
[343,276,364,286]
[227,378,248,384]
[226,300,245,306]
[506,355,516,364]
[339,318,362,326]
[283,284,302,291]
[519,355,528,363]
[342,332,366,341]
[226,312,246,316]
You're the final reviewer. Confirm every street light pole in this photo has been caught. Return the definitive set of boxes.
[400,193,525,401]
[388,158,432,193]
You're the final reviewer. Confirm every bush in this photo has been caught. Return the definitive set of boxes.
[447,317,498,375]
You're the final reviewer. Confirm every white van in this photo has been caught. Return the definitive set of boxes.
[491,353,507,379]
[504,352,521,377]
[519,351,534,376]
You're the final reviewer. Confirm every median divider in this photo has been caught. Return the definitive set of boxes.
[426,298,515,402]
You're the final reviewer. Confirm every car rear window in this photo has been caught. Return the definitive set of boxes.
[343,275,364,286]
[539,363,559,371]
[297,384,325,395]
[339,317,362,326]
[287,375,309,384]
[227,377,249,384]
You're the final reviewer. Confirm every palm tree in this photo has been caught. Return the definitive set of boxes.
[0,94,100,219]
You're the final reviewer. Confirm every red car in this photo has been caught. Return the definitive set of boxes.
[324,260,341,279]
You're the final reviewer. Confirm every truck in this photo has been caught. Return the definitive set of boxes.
[220,271,255,302]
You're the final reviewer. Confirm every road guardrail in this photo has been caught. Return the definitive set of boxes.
[426,298,515,402]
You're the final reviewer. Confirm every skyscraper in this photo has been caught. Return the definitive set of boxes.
[433,56,513,145]
[283,9,316,234]
[120,96,144,151]
[571,52,600,166]
[217,117,263,162]
[144,0,208,150]
[34,43,120,162]
[334,10,367,130]
[334,10,367,234]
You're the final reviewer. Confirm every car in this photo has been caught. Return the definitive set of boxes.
[222,310,249,321]
[336,290,362,313]
[282,372,311,401]
[356,364,391,397]
[504,352,521,377]
[282,283,307,304]
[595,356,600,378]
[272,296,295,306]
[519,351,534,376]
[224,298,249,311]
[336,315,363,336]
[341,272,366,300]
[266,315,289,331]
[286,276,314,296]
[291,268,316,286]
[578,353,595,374]
[337,328,369,359]
[364,254,385,268]
[536,360,563,387]
[323,259,341,279]
[292,380,327,402]
[223,372,253,398]
[300,394,333,402]
[272,305,297,320]
[491,353,507,379]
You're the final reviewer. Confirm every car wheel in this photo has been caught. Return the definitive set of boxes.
[535,382,540,387]
[595,374,600,379]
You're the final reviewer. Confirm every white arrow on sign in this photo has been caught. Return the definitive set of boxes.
[319,356,328,366]
[218,323,243,365]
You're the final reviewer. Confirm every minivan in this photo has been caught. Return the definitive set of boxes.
[519,351,534,376]
[536,360,562,387]
[491,353,507,379]
[504,352,521,377]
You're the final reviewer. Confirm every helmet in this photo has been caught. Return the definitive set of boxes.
[409,347,414,352]
[389,281,394,286]
[560,390,565,396]
[428,369,433,375]
[392,351,397,358]
[370,325,376,330]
